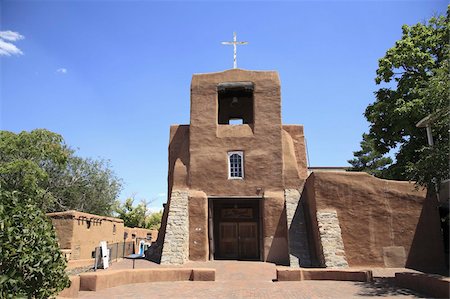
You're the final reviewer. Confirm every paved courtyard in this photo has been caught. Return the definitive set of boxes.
[78,260,429,298]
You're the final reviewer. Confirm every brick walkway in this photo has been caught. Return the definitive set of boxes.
[78,260,429,298]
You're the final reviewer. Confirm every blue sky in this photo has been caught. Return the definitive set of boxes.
[1,0,446,210]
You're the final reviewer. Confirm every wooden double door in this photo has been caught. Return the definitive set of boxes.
[219,222,258,259]
[212,200,260,260]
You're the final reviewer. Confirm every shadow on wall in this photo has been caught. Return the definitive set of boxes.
[288,198,313,267]
[300,178,323,268]
[266,207,290,266]
[167,125,190,196]
[145,243,162,263]
[406,190,446,275]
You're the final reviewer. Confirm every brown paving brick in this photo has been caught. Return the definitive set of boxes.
[79,261,430,298]
[78,280,429,299]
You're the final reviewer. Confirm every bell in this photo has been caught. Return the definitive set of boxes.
[230,97,239,107]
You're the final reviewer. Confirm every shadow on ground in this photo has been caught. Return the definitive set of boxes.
[355,278,428,298]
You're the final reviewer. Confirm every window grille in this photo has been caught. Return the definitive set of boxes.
[228,151,244,179]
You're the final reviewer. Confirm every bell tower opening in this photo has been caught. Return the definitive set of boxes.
[217,82,254,125]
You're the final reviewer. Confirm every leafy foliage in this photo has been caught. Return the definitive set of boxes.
[0,130,70,211]
[0,129,122,215]
[351,8,449,189]
[146,210,163,230]
[348,133,393,177]
[0,129,122,296]
[0,189,70,298]
[114,198,162,229]
[47,156,122,215]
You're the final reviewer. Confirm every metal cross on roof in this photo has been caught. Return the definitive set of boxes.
[221,32,248,69]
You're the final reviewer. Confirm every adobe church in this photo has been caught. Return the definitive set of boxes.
[154,68,445,273]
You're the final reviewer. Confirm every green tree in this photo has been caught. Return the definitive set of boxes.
[348,133,393,177]
[0,129,122,215]
[0,129,70,211]
[0,189,70,298]
[352,8,449,189]
[146,210,163,230]
[47,156,122,215]
[114,198,162,229]
[114,198,147,228]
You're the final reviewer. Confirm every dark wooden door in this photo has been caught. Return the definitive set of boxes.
[218,222,258,259]
[213,199,261,260]
[238,222,258,259]
[219,222,238,258]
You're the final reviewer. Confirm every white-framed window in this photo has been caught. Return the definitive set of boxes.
[228,151,244,179]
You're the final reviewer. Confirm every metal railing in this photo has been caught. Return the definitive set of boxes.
[93,241,135,270]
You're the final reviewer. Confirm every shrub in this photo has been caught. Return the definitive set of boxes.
[0,189,70,298]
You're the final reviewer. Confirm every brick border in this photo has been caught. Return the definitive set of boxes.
[276,268,373,282]
[78,268,215,292]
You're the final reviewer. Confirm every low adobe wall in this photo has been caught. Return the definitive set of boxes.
[276,268,373,282]
[395,272,450,298]
[67,258,95,269]
[58,276,80,298]
[79,268,215,291]
[303,172,445,272]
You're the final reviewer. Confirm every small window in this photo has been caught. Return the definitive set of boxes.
[228,151,244,179]
[113,224,116,234]
[86,219,91,229]
[132,234,136,239]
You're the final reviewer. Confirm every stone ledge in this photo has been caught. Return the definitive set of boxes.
[276,268,373,282]
[395,272,450,299]
[79,268,215,291]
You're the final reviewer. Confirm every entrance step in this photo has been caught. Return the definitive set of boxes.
[185,261,277,282]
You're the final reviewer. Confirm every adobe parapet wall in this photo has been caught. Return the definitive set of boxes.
[47,210,124,223]
[303,172,445,272]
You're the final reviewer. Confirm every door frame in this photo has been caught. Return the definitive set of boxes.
[208,197,263,261]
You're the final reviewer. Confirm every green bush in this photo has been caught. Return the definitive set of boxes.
[0,189,70,298]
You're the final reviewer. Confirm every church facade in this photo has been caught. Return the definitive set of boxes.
[156,68,445,272]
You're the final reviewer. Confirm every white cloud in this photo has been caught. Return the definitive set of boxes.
[56,68,68,74]
[0,39,23,56]
[0,30,24,42]
[0,30,24,56]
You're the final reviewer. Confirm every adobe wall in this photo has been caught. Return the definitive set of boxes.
[49,217,73,250]
[263,190,290,265]
[303,172,445,272]
[282,125,308,184]
[168,125,190,193]
[166,70,308,198]
[188,190,209,261]
[124,227,158,244]
[189,69,284,196]
[48,211,125,260]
